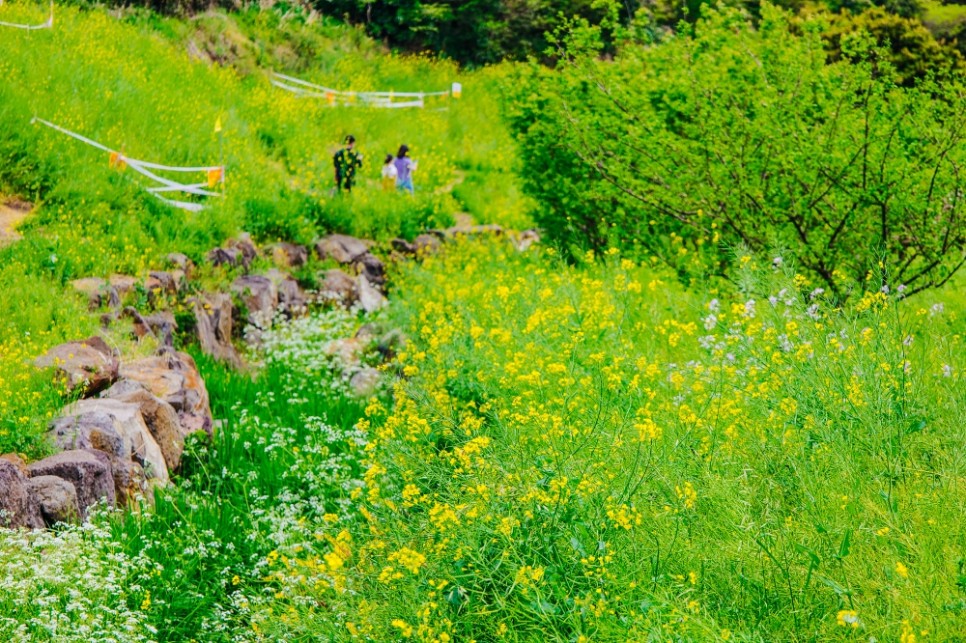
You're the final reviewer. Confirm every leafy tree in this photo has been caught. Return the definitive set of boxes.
[822,8,963,85]
[506,6,966,298]
[314,0,617,64]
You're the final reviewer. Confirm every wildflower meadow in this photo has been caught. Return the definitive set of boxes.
[0,0,965,641]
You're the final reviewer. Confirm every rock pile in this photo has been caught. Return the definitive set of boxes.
[4,224,536,529]
[0,346,213,528]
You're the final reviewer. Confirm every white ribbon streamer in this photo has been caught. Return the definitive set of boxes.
[32,117,223,211]
[0,1,53,30]
[271,71,451,108]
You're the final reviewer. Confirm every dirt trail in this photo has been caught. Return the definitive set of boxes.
[0,196,31,245]
[435,169,475,230]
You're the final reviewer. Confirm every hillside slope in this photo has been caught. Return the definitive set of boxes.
[0,0,529,456]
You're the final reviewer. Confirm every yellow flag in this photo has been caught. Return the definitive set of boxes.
[207,167,224,188]
[214,117,222,133]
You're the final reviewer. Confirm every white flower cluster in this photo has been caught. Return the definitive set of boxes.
[0,522,156,642]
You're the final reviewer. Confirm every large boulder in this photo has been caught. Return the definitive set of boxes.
[27,475,80,526]
[354,253,386,291]
[267,242,308,268]
[49,411,127,460]
[315,234,370,264]
[119,352,213,437]
[61,399,169,484]
[207,246,246,269]
[231,275,278,326]
[191,292,243,367]
[514,229,541,252]
[108,274,139,299]
[111,458,149,508]
[103,381,185,471]
[264,269,307,315]
[357,275,387,314]
[0,459,44,528]
[320,269,358,308]
[145,270,181,295]
[28,450,115,519]
[34,336,120,396]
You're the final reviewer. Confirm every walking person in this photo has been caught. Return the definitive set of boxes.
[381,154,398,191]
[333,135,363,193]
[394,144,416,195]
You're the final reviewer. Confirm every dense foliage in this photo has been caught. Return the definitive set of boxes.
[508,7,966,298]
[314,0,616,64]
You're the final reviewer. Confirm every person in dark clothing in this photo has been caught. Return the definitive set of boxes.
[333,135,363,193]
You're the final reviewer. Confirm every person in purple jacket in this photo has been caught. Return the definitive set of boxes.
[394,144,416,195]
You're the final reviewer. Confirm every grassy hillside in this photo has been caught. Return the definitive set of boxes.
[0,0,530,458]
[2,2,965,641]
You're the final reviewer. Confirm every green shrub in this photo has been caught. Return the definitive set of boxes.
[507,6,966,299]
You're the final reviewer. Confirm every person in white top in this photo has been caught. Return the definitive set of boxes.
[381,154,398,191]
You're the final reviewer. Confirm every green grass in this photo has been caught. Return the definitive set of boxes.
[108,341,374,641]
[0,0,525,456]
[922,0,966,28]
[1,1,965,640]
[254,240,966,641]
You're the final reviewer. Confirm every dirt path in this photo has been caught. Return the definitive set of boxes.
[0,197,31,245]
[435,169,476,230]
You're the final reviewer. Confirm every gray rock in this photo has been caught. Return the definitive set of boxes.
[34,336,120,396]
[325,337,365,370]
[267,242,308,268]
[101,379,148,398]
[315,234,370,264]
[166,252,192,272]
[0,460,43,528]
[145,271,180,295]
[349,368,381,397]
[207,246,245,268]
[320,269,358,308]
[108,274,139,298]
[354,253,386,290]
[232,275,278,325]
[412,234,443,253]
[513,229,541,251]
[103,383,185,472]
[111,458,149,508]
[357,275,387,314]
[61,399,169,484]
[391,238,416,254]
[119,352,213,437]
[264,269,306,315]
[130,310,177,348]
[27,476,80,526]
[191,292,243,368]
[71,278,119,311]
[227,234,259,265]
[28,450,115,519]
[0,453,29,477]
[49,411,127,459]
